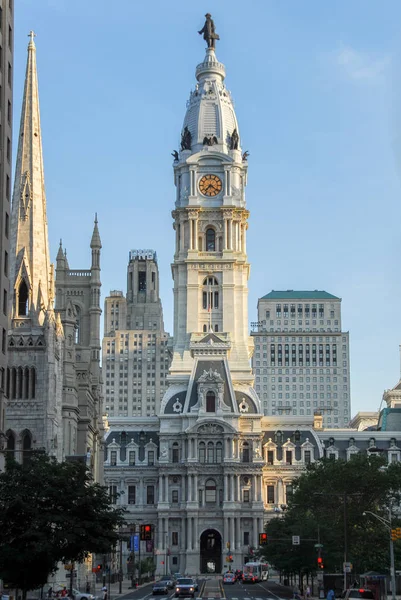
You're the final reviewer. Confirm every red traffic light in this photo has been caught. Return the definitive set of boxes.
[259,533,268,545]
[317,557,322,564]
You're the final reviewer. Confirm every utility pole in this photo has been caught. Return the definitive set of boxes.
[343,492,348,593]
[118,537,123,594]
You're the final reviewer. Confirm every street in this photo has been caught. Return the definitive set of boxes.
[116,577,294,600]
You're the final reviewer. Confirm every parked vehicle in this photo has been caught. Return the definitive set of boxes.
[174,578,196,598]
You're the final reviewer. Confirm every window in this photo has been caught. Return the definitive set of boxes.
[205,479,216,503]
[128,485,136,504]
[206,391,215,412]
[216,441,223,463]
[172,490,179,503]
[207,441,214,463]
[146,485,155,504]
[3,289,7,315]
[267,485,275,504]
[199,441,206,463]
[285,450,292,465]
[4,251,8,277]
[172,532,179,546]
[304,450,311,464]
[7,62,11,86]
[172,443,179,463]
[110,451,117,466]
[5,213,9,238]
[242,442,250,463]
[2,328,6,354]
[8,26,12,49]
[267,450,274,465]
[148,451,154,466]
[138,271,146,291]
[206,228,216,251]
[129,451,136,466]
[243,489,250,503]
[243,531,250,545]
[109,485,117,504]
[6,138,10,162]
[286,484,293,501]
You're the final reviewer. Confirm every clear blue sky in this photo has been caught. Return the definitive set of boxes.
[15,1,401,417]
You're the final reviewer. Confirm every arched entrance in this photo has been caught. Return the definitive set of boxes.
[200,529,222,574]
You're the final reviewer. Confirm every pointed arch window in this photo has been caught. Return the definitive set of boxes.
[6,430,15,457]
[206,391,216,413]
[22,430,32,465]
[18,280,28,316]
[206,228,216,252]
[74,306,81,344]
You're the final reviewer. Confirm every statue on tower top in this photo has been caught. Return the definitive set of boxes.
[198,13,220,49]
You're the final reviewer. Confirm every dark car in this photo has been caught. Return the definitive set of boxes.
[242,572,256,583]
[159,577,174,589]
[174,578,196,598]
[344,590,375,600]
[152,581,169,595]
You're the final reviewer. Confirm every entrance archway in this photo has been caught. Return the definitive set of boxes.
[200,529,222,574]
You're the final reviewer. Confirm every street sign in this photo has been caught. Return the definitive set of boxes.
[292,536,300,545]
[314,543,324,549]
[343,562,352,573]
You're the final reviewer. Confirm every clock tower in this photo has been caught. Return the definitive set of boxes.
[168,37,254,389]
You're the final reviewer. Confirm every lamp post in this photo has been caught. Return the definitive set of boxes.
[363,509,396,600]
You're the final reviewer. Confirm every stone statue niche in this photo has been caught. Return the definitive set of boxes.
[191,367,231,413]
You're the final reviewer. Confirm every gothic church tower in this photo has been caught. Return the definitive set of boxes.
[6,33,64,461]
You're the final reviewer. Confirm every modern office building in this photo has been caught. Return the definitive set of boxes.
[0,0,14,447]
[102,250,170,418]
[251,290,351,426]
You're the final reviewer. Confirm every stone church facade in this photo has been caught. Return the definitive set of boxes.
[2,34,104,479]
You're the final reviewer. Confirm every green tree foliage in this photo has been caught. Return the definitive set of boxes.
[261,454,401,577]
[0,452,126,596]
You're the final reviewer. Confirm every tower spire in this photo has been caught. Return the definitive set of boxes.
[10,33,52,323]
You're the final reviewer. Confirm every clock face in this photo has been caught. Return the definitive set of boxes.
[199,174,222,197]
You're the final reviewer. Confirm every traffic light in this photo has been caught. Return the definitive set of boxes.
[225,555,233,563]
[317,557,324,570]
[140,524,152,541]
[396,528,401,539]
[391,529,398,541]
[259,533,268,546]
[96,564,102,572]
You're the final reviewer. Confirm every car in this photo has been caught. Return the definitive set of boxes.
[223,573,236,584]
[242,572,257,583]
[52,585,94,600]
[159,576,174,589]
[174,578,196,598]
[152,581,169,595]
[344,590,375,600]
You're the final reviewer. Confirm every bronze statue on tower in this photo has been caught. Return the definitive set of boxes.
[198,13,220,49]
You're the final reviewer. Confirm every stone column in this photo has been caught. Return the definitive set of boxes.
[187,517,192,550]
[158,516,163,550]
[237,475,241,502]
[253,517,258,548]
[189,475,193,501]
[224,517,228,548]
[194,474,198,503]
[139,479,144,505]
[224,475,228,501]
[158,475,163,502]
[228,219,232,250]
[230,518,235,550]
[230,475,234,502]
[194,516,199,549]
[236,517,241,551]
[223,218,228,250]
[253,476,257,502]
[189,218,193,250]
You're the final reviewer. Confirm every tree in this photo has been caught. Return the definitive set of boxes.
[0,452,126,598]
[261,454,401,578]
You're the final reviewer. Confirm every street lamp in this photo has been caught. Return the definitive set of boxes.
[362,509,396,600]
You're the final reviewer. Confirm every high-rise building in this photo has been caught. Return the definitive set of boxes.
[102,250,170,418]
[251,290,351,426]
[4,35,104,482]
[0,1,14,441]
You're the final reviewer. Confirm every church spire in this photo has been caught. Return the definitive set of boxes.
[9,32,52,323]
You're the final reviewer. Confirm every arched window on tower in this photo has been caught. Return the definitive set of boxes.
[199,441,206,463]
[202,277,219,310]
[206,228,216,252]
[206,391,216,413]
[18,280,28,316]
[207,441,214,463]
[74,306,81,344]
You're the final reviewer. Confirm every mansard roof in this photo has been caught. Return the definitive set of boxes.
[261,290,340,300]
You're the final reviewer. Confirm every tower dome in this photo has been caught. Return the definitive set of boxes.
[182,47,241,155]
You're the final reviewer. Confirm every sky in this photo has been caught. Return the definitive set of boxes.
[13,0,401,417]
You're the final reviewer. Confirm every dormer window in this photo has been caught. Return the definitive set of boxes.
[206,391,216,412]
[110,450,117,466]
